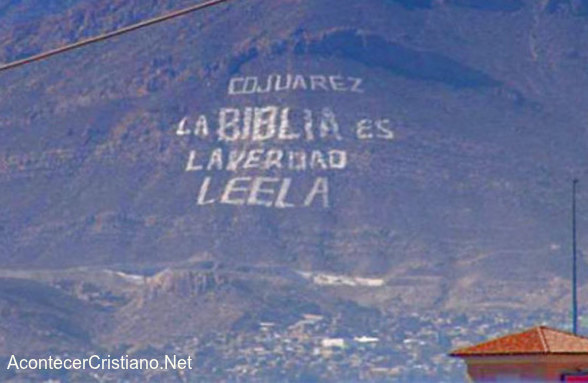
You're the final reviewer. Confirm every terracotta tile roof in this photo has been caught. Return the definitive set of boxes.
[450,326,588,357]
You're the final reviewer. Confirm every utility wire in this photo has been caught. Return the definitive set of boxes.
[0,0,234,73]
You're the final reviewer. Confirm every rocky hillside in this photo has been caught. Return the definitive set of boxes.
[2,1,588,380]
[1,0,588,287]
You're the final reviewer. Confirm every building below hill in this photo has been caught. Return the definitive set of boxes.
[450,326,588,382]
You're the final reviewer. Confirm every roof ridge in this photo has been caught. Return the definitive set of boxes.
[449,327,537,355]
[449,326,588,357]
[539,325,588,341]
[537,326,549,353]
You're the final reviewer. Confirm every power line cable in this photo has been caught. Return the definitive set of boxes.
[0,0,234,73]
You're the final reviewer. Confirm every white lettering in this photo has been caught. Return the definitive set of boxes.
[304,177,329,208]
[197,177,215,205]
[218,108,241,141]
[221,177,251,205]
[248,177,279,207]
[253,106,278,141]
[185,150,203,172]
[176,117,191,136]
[194,115,210,138]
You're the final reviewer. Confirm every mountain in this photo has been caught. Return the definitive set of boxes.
[1,0,588,295]
[2,0,588,381]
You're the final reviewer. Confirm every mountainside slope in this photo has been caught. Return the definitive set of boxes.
[1,0,588,311]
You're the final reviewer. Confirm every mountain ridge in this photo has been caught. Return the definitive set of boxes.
[2,2,588,379]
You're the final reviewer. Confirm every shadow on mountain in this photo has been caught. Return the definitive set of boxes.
[300,29,501,88]
[546,0,588,16]
[449,0,524,12]
[387,0,434,10]
[388,0,524,12]
[0,278,99,354]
